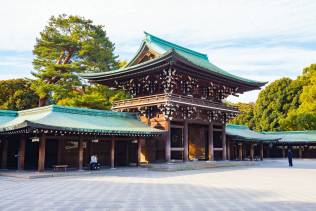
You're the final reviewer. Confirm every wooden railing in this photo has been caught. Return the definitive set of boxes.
[112,94,238,112]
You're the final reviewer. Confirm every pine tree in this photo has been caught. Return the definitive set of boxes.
[32,14,118,106]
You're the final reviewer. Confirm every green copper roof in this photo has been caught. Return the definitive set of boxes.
[142,32,264,85]
[0,110,17,125]
[262,131,316,144]
[226,124,316,144]
[0,105,163,136]
[143,31,209,61]
[225,124,279,142]
[81,32,265,87]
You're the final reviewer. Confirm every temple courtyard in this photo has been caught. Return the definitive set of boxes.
[1,159,316,210]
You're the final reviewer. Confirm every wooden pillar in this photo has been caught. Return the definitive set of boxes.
[260,143,264,161]
[208,123,214,160]
[38,136,46,172]
[250,143,254,161]
[18,137,26,170]
[78,138,84,170]
[137,138,145,166]
[57,139,63,164]
[165,120,171,162]
[282,147,286,158]
[222,126,227,160]
[299,147,303,158]
[111,136,115,169]
[227,139,231,160]
[238,143,243,161]
[1,139,8,169]
[183,120,189,161]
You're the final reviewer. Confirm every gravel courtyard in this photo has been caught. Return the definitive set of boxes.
[1,159,316,211]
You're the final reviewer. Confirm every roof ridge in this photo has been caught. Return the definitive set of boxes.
[144,31,209,61]
[15,105,138,119]
[18,105,54,116]
[51,105,137,118]
[262,130,316,134]
[226,124,249,129]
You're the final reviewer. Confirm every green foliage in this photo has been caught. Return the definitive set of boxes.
[228,102,255,129]
[230,63,316,131]
[118,60,128,68]
[281,64,316,130]
[253,77,303,131]
[57,85,127,110]
[0,79,38,110]
[32,14,118,105]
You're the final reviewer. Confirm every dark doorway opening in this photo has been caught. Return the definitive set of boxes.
[45,139,58,169]
[115,140,137,166]
[214,151,222,161]
[25,139,39,170]
[7,139,19,169]
[213,131,223,148]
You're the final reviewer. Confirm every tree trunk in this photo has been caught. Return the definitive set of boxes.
[38,97,47,107]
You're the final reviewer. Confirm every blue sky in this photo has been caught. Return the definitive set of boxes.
[0,0,316,102]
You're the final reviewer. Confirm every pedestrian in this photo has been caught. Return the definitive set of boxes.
[288,149,293,167]
[90,154,98,170]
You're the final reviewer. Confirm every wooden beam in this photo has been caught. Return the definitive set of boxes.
[260,143,264,161]
[137,138,145,166]
[299,147,303,158]
[165,120,171,162]
[238,143,243,161]
[1,139,8,169]
[183,120,189,161]
[208,123,214,160]
[250,143,254,161]
[18,137,26,170]
[222,127,227,160]
[111,136,115,169]
[227,139,231,160]
[78,138,84,170]
[38,136,46,172]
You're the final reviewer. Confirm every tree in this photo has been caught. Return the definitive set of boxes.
[228,102,255,129]
[253,77,303,131]
[32,14,119,106]
[57,85,127,110]
[0,79,38,110]
[281,64,316,130]
[118,60,128,68]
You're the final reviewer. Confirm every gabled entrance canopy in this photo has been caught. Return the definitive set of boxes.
[82,32,266,93]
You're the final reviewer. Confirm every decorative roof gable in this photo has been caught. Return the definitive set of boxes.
[127,32,209,67]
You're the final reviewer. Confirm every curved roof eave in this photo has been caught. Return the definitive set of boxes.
[80,50,173,80]
[81,50,266,88]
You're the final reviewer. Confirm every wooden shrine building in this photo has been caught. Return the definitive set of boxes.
[4,32,313,172]
[82,32,267,162]
[0,106,163,171]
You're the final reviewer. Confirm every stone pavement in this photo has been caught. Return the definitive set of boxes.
[0,159,316,210]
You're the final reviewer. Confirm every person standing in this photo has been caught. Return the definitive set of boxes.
[288,149,293,167]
